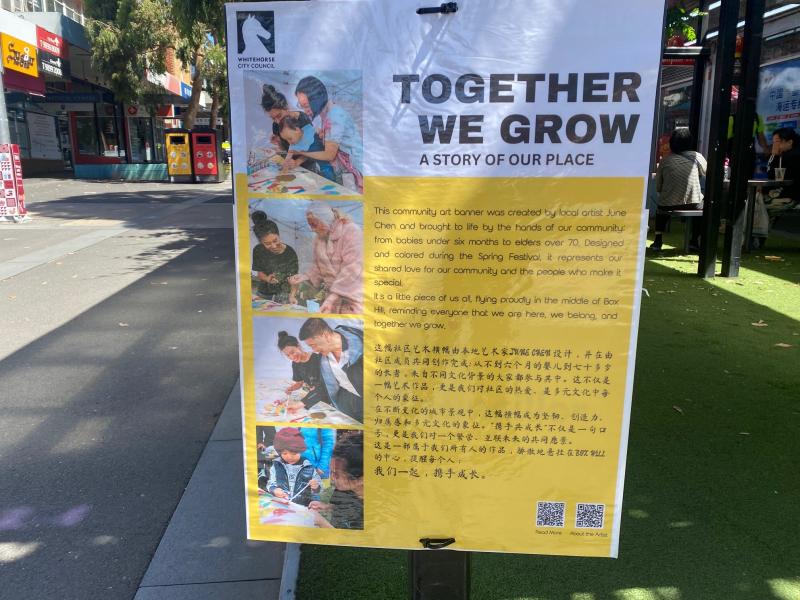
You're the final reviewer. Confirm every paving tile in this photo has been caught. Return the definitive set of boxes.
[139,439,284,586]
[210,381,243,442]
[134,580,279,600]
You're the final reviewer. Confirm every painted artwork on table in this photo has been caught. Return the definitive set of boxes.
[256,380,361,425]
[251,295,310,313]
[246,147,351,196]
[258,495,317,527]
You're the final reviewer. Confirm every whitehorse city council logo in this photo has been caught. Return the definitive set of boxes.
[236,12,276,69]
[237,12,275,56]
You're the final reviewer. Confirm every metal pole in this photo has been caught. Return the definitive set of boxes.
[688,7,709,151]
[115,102,127,162]
[688,52,708,150]
[0,66,12,144]
[697,0,739,279]
[93,100,102,156]
[722,0,765,277]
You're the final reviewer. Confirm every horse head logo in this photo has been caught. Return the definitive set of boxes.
[240,13,274,56]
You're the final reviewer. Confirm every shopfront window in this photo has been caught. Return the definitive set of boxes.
[74,114,99,156]
[6,108,30,158]
[98,114,123,158]
[655,81,693,164]
[58,116,72,168]
[74,107,126,159]
[661,85,692,136]
[153,118,167,163]
[128,116,155,163]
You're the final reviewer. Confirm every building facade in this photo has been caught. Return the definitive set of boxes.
[0,0,207,179]
[657,0,800,166]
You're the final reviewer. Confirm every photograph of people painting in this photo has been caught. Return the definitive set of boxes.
[248,199,363,315]
[253,317,364,425]
[244,70,363,196]
[256,427,363,530]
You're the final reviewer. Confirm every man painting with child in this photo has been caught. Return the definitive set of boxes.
[298,318,363,423]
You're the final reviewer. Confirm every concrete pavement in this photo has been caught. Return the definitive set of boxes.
[134,381,289,600]
[0,178,287,599]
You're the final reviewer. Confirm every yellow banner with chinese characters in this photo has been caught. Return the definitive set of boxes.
[1,33,38,78]
[236,174,646,556]
[226,0,663,557]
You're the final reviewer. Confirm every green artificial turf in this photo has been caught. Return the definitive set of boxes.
[296,226,800,600]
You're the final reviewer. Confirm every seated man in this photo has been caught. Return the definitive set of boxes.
[298,318,363,423]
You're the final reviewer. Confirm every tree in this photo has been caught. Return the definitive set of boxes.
[200,42,228,131]
[85,0,117,21]
[85,0,174,105]
[665,1,705,47]
[87,0,230,130]
[170,0,226,130]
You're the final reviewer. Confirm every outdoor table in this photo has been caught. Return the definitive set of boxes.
[247,147,355,196]
[251,294,312,314]
[258,493,316,527]
[256,379,362,425]
[744,179,793,251]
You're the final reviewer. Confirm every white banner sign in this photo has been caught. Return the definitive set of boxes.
[227,0,663,557]
[26,112,61,160]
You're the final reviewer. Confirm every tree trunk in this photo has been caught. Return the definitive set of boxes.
[182,47,205,130]
[210,95,219,130]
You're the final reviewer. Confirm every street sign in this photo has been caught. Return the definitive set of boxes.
[1,33,38,77]
[0,144,28,217]
[36,26,66,58]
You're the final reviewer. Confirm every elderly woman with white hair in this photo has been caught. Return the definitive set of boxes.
[288,202,363,314]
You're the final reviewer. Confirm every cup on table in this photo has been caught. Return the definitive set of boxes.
[775,167,786,181]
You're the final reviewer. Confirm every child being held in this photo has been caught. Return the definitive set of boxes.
[266,427,321,507]
[278,116,337,182]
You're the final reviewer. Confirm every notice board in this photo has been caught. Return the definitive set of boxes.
[226,0,663,557]
[757,57,800,140]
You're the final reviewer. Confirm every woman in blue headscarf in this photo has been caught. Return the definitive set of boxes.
[288,75,363,193]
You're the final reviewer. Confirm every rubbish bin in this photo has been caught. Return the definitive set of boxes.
[165,128,193,183]
[190,127,224,183]
[221,140,231,165]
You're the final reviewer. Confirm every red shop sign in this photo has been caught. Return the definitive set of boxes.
[36,26,67,58]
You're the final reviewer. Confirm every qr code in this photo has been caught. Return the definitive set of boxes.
[575,503,605,529]
[536,501,565,527]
